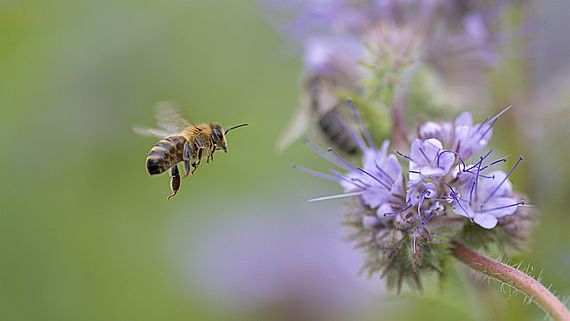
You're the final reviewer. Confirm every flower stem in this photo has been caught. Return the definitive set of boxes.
[451,240,570,321]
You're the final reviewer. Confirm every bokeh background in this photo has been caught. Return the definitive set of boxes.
[1,1,569,320]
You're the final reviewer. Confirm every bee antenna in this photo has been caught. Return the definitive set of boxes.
[224,123,248,135]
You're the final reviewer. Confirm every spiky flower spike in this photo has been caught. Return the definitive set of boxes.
[294,104,533,292]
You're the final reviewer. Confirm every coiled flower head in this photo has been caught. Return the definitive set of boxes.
[294,103,532,291]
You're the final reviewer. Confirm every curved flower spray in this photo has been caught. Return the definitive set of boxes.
[293,103,570,320]
[269,1,570,319]
[294,103,528,286]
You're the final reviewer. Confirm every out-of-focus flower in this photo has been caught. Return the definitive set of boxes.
[172,203,384,319]
[294,106,530,291]
[268,0,523,153]
[267,0,515,91]
[303,36,362,80]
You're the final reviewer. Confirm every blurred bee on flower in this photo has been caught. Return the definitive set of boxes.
[134,102,247,199]
[276,37,365,155]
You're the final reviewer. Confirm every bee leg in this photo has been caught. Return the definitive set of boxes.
[183,141,193,177]
[209,148,216,162]
[196,147,203,167]
[184,161,191,177]
[167,165,181,200]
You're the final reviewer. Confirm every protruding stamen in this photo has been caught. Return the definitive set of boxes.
[466,149,494,172]
[478,155,510,172]
[330,170,368,189]
[417,190,430,221]
[474,116,490,134]
[328,147,360,172]
[480,200,525,213]
[394,149,414,162]
[340,113,368,152]
[384,204,412,216]
[351,177,371,188]
[437,150,461,168]
[481,155,523,205]
[472,155,484,204]
[477,106,511,141]
[347,99,376,150]
[357,166,391,190]
[374,162,396,184]
[426,176,456,194]
[454,198,474,221]
[308,191,363,202]
[292,164,338,182]
[305,140,350,171]
[469,179,476,206]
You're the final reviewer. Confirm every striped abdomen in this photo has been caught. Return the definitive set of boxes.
[307,76,358,155]
[318,109,358,155]
[146,135,187,175]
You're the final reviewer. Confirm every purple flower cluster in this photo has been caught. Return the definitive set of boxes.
[297,106,524,231]
[294,105,529,290]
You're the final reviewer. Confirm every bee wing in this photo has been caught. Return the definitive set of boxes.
[154,101,192,133]
[275,104,311,153]
[132,125,170,138]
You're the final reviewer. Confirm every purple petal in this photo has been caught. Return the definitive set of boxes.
[474,214,498,229]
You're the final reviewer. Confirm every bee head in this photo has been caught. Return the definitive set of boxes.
[210,123,228,152]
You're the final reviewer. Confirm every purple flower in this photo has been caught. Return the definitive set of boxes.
[294,106,530,291]
[181,208,383,315]
[453,112,494,159]
[408,138,455,181]
[417,108,510,161]
[265,0,514,84]
[451,163,524,229]
[406,181,436,207]
[419,120,453,148]
[340,140,403,210]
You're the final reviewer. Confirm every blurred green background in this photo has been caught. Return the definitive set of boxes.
[0,1,569,321]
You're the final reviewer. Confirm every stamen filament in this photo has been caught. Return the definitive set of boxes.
[328,147,360,172]
[330,170,368,189]
[356,166,391,190]
[394,149,414,162]
[292,164,338,182]
[384,204,412,216]
[480,200,524,213]
[482,155,523,205]
[466,149,494,172]
[308,191,363,202]
[374,163,395,186]
[305,141,350,171]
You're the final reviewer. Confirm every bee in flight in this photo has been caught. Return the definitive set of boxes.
[134,102,247,199]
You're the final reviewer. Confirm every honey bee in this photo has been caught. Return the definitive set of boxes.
[134,102,247,199]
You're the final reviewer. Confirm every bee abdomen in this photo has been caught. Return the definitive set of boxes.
[318,110,358,155]
[146,136,186,175]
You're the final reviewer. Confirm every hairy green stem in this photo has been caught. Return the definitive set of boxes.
[451,240,570,321]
